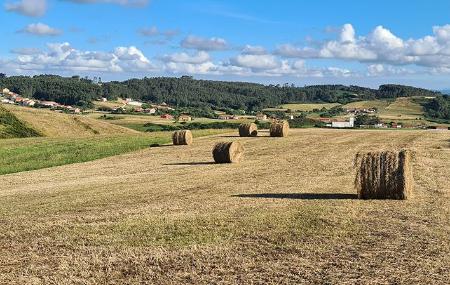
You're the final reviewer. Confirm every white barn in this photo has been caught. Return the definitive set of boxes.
[332,117,355,128]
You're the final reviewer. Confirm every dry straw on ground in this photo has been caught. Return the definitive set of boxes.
[270,121,289,137]
[239,123,258,137]
[212,141,244,163]
[354,150,413,200]
[172,130,193,145]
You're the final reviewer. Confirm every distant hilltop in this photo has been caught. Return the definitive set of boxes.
[0,74,443,112]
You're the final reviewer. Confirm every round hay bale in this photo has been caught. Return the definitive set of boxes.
[239,123,258,137]
[354,150,413,200]
[212,141,244,163]
[172,130,193,145]
[270,121,289,137]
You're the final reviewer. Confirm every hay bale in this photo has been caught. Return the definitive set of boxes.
[354,150,413,200]
[212,141,244,163]
[270,121,289,137]
[239,123,258,137]
[172,130,193,145]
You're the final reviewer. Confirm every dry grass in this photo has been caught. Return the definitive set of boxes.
[3,104,137,137]
[0,129,449,284]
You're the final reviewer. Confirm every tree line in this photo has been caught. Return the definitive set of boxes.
[0,74,442,111]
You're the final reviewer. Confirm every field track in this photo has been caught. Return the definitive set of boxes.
[1,129,449,284]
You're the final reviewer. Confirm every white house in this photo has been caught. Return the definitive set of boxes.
[127,101,143,107]
[332,117,355,128]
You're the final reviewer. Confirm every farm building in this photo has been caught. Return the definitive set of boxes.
[127,101,143,107]
[161,114,173,119]
[391,122,402,129]
[331,117,355,128]
[178,114,192,122]
[218,114,235,120]
[256,113,268,121]
[143,108,156,114]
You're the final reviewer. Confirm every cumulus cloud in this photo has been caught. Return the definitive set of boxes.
[65,0,149,7]
[230,54,279,70]
[138,26,180,41]
[242,45,267,55]
[5,42,154,73]
[275,23,450,69]
[18,23,62,36]
[4,0,47,17]
[181,35,228,51]
[161,51,210,64]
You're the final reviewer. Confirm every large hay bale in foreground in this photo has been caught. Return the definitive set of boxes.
[270,121,289,137]
[355,150,413,200]
[212,141,244,163]
[239,123,258,137]
[172,130,193,145]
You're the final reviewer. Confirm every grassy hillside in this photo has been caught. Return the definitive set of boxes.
[0,105,41,139]
[2,104,138,137]
[276,103,341,111]
[0,129,229,175]
[0,129,448,283]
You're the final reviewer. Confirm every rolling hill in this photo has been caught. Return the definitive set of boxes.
[2,104,138,138]
[0,105,41,139]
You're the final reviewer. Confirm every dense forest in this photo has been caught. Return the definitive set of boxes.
[0,74,442,112]
[423,95,450,120]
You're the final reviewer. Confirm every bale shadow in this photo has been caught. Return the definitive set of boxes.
[217,135,242,138]
[164,162,215,166]
[232,193,358,200]
[149,144,173,148]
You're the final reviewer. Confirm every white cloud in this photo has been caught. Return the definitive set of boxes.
[138,26,180,40]
[5,42,154,73]
[19,23,62,36]
[274,44,319,58]
[242,45,267,55]
[181,35,228,51]
[275,23,450,70]
[162,51,210,64]
[230,54,279,70]
[367,64,415,76]
[4,0,47,17]
[65,0,149,7]
[139,26,159,37]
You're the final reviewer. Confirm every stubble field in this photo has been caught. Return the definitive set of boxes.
[0,129,449,284]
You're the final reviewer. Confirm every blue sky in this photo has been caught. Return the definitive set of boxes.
[1,0,450,89]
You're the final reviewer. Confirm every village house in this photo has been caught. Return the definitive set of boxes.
[318,117,334,124]
[127,100,143,107]
[40,101,60,108]
[218,114,234,120]
[178,114,192,122]
[391,122,402,129]
[255,113,268,121]
[331,117,355,128]
[143,108,156,114]
[22,99,36,107]
[160,114,174,120]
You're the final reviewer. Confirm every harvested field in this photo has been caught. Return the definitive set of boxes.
[0,129,449,284]
[3,104,136,137]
